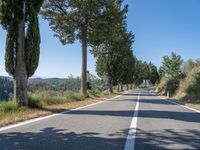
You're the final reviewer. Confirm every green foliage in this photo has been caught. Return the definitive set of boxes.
[25,5,41,77]
[157,52,184,96]
[41,0,127,45]
[176,66,200,99]
[182,59,200,75]
[29,91,85,105]
[42,0,128,95]
[166,78,179,95]
[156,77,179,96]
[133,60,158,87]
[0,101,18,113]
[0,0,43,105]
[92,28,135,90]
[0,74,103,101]
[133,60,144,86]
[5,20,17,75]
[28,96,44,109]
[149,62,159,85]
[0,0,43,77]
[160,52,183,79]
[88,89,101,97]
[0,101,27,117]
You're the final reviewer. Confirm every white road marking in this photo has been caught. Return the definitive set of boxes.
[147,91,200,113]
[124,93,140,150]
[160,97,200,113]
[0,94,123,132]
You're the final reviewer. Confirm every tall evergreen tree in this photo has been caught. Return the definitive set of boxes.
[41,0,126,97]
[0,0,43,106]
[92,27,134,93]
[149,62,159,85]
[133,59,145,87]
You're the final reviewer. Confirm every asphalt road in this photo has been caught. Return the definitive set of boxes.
[0,89,200,150]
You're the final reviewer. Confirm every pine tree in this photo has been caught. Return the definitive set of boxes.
[92,26,135,93]
[149,62,159,85]
[41,0,126,97]
[0,0,43,106]
[160,52,183,79]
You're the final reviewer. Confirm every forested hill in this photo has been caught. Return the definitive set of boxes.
[0,76,13,101]
[28,77,82,92]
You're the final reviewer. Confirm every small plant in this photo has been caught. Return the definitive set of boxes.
[88,89,100,97]
[28,91,86,106]
[0,101,18,113]
[28,96,44,109]
[0,101,27,116]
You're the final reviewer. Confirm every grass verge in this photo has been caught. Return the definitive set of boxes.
[0,90,118,128]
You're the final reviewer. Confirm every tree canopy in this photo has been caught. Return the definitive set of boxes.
[41,0,127,96]
[159,52,183,79]
[0,0,43,106]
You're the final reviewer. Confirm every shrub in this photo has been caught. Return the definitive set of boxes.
[0,101,27,116]
[28,91,85,106]
[166,78,179,96]
[88,89,100,97]
[28,96,44,109]
[156,77,169,95]
[102,90,110,96]
[0,101,19,113]
[156,77,179,96]
[176,66,200,101]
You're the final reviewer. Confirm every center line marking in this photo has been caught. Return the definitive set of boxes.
[124,93,140,150]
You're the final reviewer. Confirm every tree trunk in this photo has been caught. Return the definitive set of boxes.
[117,83,120,92]
[120,83,124,92]
[130,84,133,90]
[81,25,87,97]
[108,82,113,94]
[126,84,129,90]
[14,11,28,106]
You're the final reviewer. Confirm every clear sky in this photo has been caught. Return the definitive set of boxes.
[0,0,200,78]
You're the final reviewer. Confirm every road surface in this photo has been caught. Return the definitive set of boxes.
[0,89,200,150]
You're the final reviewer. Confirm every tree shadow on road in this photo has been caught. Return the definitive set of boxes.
[0,127,199,150]
[135,128,200,150]
[66,109,200,123]
[0,127,128,150]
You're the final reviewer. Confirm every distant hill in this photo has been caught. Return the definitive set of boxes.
[0,74,103,101]
[0,76,13,101]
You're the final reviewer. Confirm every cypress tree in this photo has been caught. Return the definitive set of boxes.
[0,0,43,106]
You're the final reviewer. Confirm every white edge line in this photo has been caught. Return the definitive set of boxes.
[124,93,140,150]
[159,96,200,113]
[0,94,123,132]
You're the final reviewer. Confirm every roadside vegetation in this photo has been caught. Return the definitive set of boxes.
[0,0,159,127]
[0,89,115,127]
[156,52,200,110]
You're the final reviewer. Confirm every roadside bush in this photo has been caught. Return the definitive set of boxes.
[156,77,169,95]
[28,96,44,109]
[0,101,27,115]
[88,89,100,97]
[0,101,18,113]
[28,91,85,106]
[166,78,179,96]
[175,66,200,101]
[156,77,179,96]
[102,90,110,96]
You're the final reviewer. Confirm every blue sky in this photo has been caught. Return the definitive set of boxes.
[1,0,200,78]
